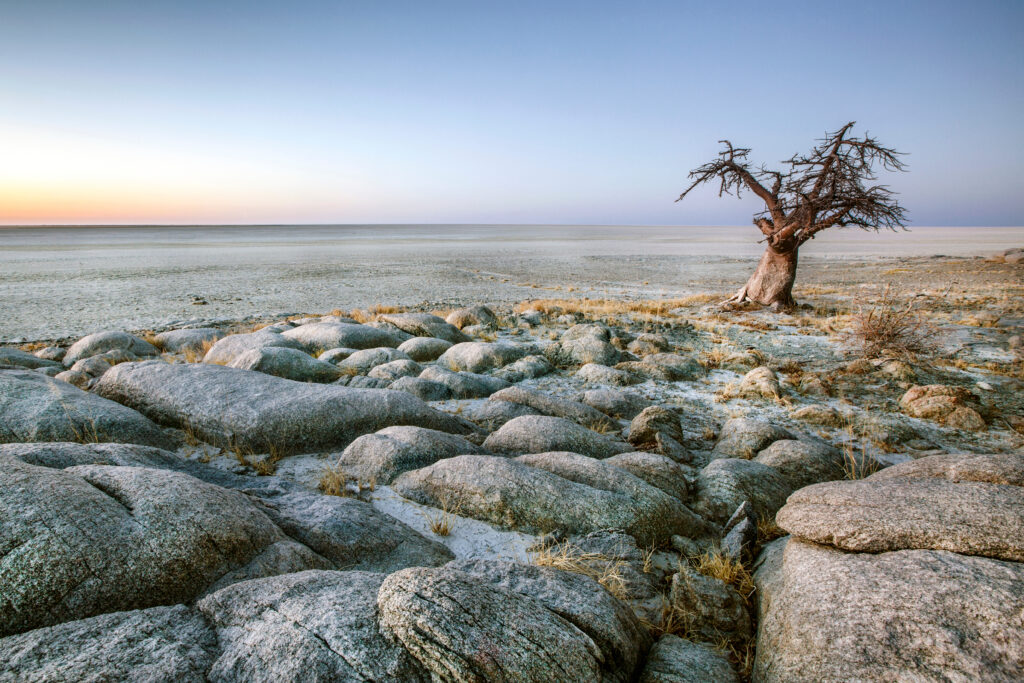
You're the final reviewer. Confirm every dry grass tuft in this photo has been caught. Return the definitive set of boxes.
[252,445,285,476]
[756,515,786,543]
[692,551,755,603]
[422,497,462,537]
[318,464,351,497]
[531,540,630,601]
[18,341,49,352]
[183,339,217,363]
[846,285,940,358]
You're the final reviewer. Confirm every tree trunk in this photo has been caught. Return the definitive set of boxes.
[727,245,799,309]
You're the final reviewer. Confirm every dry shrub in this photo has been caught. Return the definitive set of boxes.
[847,285,940,358]
[18,341,49,352]
[530,540,630,601]
[513,295,717,319]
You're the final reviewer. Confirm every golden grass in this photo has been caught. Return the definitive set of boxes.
[840,419,881,480]
[513,295,719,319]
[252,445,285,476]
[18,341,50,352]
[183,339,217,363]
[692,551,755,602]
[422,497,461,537]
[531,540,630,601]
[756,515,786,543]
[318,464,351,497]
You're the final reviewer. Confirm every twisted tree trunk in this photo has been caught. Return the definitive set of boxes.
[726,244,798,310]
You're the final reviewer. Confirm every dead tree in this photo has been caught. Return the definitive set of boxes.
[676,122,908,309]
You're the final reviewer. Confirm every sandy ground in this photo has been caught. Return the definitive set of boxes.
[1,224,1022,342]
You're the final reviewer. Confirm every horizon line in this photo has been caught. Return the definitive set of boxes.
[2,222,1022,229]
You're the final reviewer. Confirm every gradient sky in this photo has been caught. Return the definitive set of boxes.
[1,0,1021,226]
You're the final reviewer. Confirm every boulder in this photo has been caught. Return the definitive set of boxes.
[790,404,844,427]
[281,322,405,351]
[853,411,920,448]
[737,366,782,398]
[69,354,113,378]
[343,375,392,389]
[198,570,427,682]
[449,559,650,677]
[377,560,650,682]
[669,567,751,641]
[577,363,642,386]
[483,415,632,459]
[436,341,529,373]
[493,354,554,382]
[418,365,510,398]
[692,458,793,525]
[392,455,692,544]
[577,388,651,419]
[0,369,177,449]
[546,324,622,366]
[462,399,541,430]
[317,346,358,364]
[627,333,671,356]
[868,451,1024,486]
[490,386,618,431]
[337,347,412,374]
[776,476,1024,561]
[516,451,707,541]
[378,312,471,343]
[202,330,307,365]
[336,426,487,484]
[0,347,62,370]
[628,405,684,448]
[227,346,343,383]
[386,376,452,401]
[900,384,986,431]
[0,605,218,682]
[712,418,792,459]
[446,304,498,329]
[93,361,473,454]
[0,461,327,636]
[53,369,93,388]
[260,489,454,572]
[63,331,159,366]
[753,538,1024,681]
[605,451,693,502]
[397,336,453,362]
[33,346,66,362]
[367,358,423,381]
[153,327,223,353]
[753,439,857,490]
[638,634,738,683]
[618,354,705,382]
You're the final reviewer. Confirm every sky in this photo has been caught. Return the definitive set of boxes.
[0,0,1021,226]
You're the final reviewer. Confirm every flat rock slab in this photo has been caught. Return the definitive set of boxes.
[94,361,473,454]
[754,539,1024,682]
[868,452,1024,486]
[0,605,218,682]
[776,476,1024,561]
[0,369,177,450]
[392,454,691,544]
